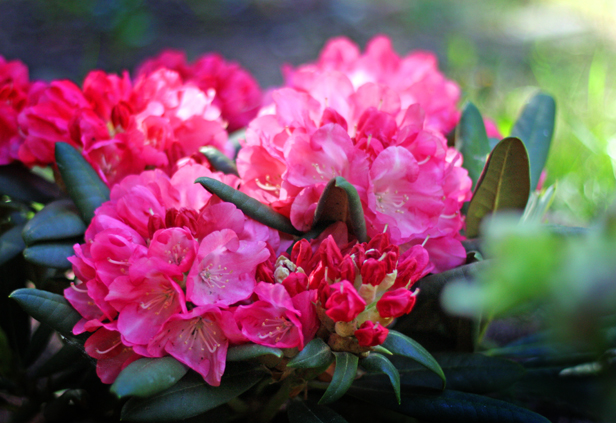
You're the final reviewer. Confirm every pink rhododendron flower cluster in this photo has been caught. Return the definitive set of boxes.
[0,55,31,164]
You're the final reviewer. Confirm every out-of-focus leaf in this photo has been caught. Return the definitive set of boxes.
[200,146,239,176]
[466,137,531,238]
[9,288,81,338]
[23,242,75,269]
[522,184,556,223]
[510,93,556,191]
[381,330,445,388]
[318,352,358,405]
[455,103,491,191]
[287,338,333,369]
[287,398,348,423]
[360,353,400,403]
[228,129,245,159]
[34,342,86,378]
[22,200,86,246]
[24,323,54,367]
[121,363,267,422]
[0,326,12,376]
[43,389,88,422]
[0,254,30,362]
[55,142,110,224]
[111,357,188,399]
[0,163,63,204]
[0,224,26,267]
[196,177,301,235]
[226,344,283,361]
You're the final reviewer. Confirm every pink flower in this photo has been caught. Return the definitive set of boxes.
[0,55,30,165]
[354,321,388,347]
[376,288,417,318]
[325,281,366,323]
[84,326,142,384]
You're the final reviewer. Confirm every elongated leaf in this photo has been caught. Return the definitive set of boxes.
[522,184,556,223]
[34,342,86,378]
[112,357,188,398]
[200,146,239,176]
[466,137,531,238]
[23,242,75,269]
[381,330,445,388]
[9,288,81,337]
[22,200,86,246]
[335,177,367,243]
[121,363,267,422]
[287,338,333,369]
[226,344,283,361]
[0,163,62,204]
[287,398,348,423]
[348,386,550,423]
[196,177,301,235]
[510,93,556,190]
[318,352,358,405]
[55,142,110,224]
[0,224,26,267]
[360,353,400,403]
[455,103,491,191]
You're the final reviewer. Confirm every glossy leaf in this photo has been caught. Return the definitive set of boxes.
[226,344,283,362]
[380,330,445,388]
[0,224,26,267]
[55,142,110,224]
[34,342,87,378]
[200,146,239,176]
[455,102,491,191]
[360,353,401,403]
[510,93,556,191]
[9,288,81,338]
[112,357,188,398]
[287,338,333,369]
[318,352,358,405]
[287,398,348,423]
[466,137,531,238]
[22,200,86,246]
[121,363,267,422]
[23,242,75,269]
[196,177,301,235]
[0,163,62,204]
[348,386,550,423]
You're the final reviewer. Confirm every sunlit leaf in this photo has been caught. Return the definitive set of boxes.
[226,344,283,362]
[22,200,86,246]
[360,353,400,403]
[318,352,358,405]
[200,146,239,176]
[0,224,26,267]
[23,242,75,269]
[112,357,188,399]
[287,338,333,369]
[287,398,348,423]
[455,102,491,191]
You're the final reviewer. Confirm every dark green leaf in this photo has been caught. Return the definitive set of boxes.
[455,103,491,191]
[43,389,88,421]
[466,137,531,238]
[24,323,54,367]
[0,224,26,267]
[348,386,550,423]
[55,142,110,224]
[226,344,283,361]
[34,342,86,378]
[200,146,239,176]
[0,326,12,376]
[287,398,348,423]
[9,288,81,337]
[381,330,445,389]
[335,177,366,243]
[360,353,400,403]
[287,338,333,369]
[111,357,188,398]
[510,93,556,191]
[22,200,86,246]
[195,177,301,235]
[0,163,62,204]
[23,242,75,269]
[318,352,358,405]
[121,363,267,422]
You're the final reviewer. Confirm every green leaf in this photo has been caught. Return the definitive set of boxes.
[0,163,63,204]
[9,288,81,338]
[360,353,400,403]
[287,398,348,423]
[522,184,556,223]
[23,242,75,269]
[348,386,551,423]
[195,177,301,235]
[380,330,445,388]
[226,344,283,362]
[510,93,556,191]
[22,200,86,246]
[24,323,54,367]
[111,357,188,399]
[318,352,358,405]
[455,103,491,191]
[0,224,26,267]
[287,338,333,369]
[55,142,110,224]
[34,342,86,378]
[466,137,531,238]
[200,146,239,176]
[121,363,267,422]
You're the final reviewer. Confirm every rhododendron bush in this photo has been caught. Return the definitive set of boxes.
[1,36,574,423]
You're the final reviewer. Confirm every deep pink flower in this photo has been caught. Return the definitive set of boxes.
[376,288,417,318]
[325,281,366,323]
[354,321,388,347]
[0,55,30,164]
[84,326,142,384]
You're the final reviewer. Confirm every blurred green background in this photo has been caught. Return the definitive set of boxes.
[1,0,615,225]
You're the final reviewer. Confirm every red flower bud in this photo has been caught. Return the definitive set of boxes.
[354,320,388,347]
[376,288,417,318]
[325,280,366,322]
[361,258,387,286]
[111,101,132,131]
